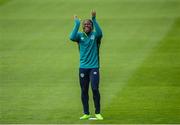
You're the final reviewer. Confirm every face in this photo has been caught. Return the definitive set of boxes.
[82,20,93,34]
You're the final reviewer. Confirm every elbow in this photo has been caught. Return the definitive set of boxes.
[69,33,74,41]
[100,32,103,37]
[97,32,103,38]
[69,36,74,41]
[69,35,76,41]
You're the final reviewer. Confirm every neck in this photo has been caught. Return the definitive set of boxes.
[84,31,91,36]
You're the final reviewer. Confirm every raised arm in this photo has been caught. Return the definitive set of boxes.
[91,10,103,38]
[69,15,81,42]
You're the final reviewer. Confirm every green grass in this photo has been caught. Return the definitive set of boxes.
[0,0,10,5]
[0,0,180,124]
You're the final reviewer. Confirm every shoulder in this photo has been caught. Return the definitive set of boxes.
[92,31,102,38]
[76,32,83,39]
[78,32,84,38]
[78,32,83,35]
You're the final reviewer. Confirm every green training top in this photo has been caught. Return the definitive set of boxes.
[69,17,103,68]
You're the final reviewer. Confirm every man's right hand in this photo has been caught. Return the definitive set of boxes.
[91,10,96,18]
[74,15,81,21]
[74,15,78,20]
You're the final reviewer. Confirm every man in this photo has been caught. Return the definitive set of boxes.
[69,10,103,120]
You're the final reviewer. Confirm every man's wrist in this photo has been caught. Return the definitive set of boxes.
[92,16,96,20]
[75,19,80,24]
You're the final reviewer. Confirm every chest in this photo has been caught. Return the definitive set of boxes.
[79,34,96,46]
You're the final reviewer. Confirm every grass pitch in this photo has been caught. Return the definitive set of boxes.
[0,0,180,124]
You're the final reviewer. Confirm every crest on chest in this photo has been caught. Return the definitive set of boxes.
[90,35,95,40]
[80,37,85,40]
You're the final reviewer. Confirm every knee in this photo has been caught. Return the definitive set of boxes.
[81,88,88,95]
[92,87,99,94]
